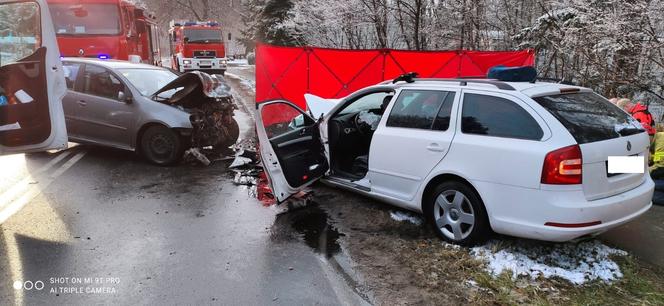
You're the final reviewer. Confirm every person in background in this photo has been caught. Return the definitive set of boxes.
[617,98,656,140]
[609,98,619,105]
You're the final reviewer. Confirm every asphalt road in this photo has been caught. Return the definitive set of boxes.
[0,64,368,305]
[1,63,662,305]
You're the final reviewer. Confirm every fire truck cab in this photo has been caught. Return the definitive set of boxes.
[169,21,228,75]
[47,0,161,65]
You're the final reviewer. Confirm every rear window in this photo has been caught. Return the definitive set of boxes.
[534,92,644,144]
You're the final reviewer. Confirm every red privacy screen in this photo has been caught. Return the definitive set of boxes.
[255,44,535,108]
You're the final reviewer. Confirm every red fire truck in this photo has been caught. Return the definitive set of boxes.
[46,0,161,65]
[168,20,228,75]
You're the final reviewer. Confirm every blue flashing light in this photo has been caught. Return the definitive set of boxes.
[98,54,110,60]
[487,65,537,82]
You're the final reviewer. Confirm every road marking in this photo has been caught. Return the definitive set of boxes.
[0,150,72,211]
[0,150,86,224]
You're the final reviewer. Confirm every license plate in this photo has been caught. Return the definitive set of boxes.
[607,156,644,174]
[200,60,211,66]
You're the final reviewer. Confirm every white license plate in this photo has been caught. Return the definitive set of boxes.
[200,60,211,66]
[607,156,644,174]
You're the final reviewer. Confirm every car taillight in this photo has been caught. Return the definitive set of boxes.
[541,145,582,185]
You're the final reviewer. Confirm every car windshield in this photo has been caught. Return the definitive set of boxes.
[119,69,179,97]
[49,4,120,35]
[184,29,222,43]
[534,92,645,144]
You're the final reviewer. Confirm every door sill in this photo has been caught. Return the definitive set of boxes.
[324,176,371,192]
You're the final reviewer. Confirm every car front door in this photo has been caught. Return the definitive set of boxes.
[0,0,68,155]
[75,64,134,149]
[256,100,329,203]
[369,88,459,201]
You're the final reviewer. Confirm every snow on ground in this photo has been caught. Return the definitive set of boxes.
[225,72,256,92]
[390,211,423,225]
[471,240,628,285]
[229,59,249,65]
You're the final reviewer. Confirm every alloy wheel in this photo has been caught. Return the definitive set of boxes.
[433,190,476,241]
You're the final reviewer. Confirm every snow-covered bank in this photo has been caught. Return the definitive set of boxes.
[471,240,628,285]
[390,211,422,225]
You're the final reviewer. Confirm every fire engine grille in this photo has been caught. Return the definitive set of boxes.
[193,50,216,58]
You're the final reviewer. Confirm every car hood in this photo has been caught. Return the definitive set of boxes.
[152,71,232,109]
[305,94,341,118]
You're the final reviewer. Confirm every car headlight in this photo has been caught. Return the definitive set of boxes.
[183,60,192,65]
[220,60,227,65]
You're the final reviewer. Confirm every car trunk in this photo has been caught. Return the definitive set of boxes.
[580,133,648,200]
[534,91,649,200]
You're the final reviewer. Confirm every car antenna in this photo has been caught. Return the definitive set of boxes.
[393,72,419,84]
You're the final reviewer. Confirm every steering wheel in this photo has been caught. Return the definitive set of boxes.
[353,111,375,136]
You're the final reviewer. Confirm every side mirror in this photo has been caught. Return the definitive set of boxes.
[183,36,189,43]
[118,91,132,104]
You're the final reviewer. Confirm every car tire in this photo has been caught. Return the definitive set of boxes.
[424,181,491,246]
[140,125,184,166]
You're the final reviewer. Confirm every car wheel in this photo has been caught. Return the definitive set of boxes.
[424,181,490,246]
[140,125,183,166]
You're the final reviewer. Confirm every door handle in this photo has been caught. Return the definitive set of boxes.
[77,100,87,106]
[426,143,446,152]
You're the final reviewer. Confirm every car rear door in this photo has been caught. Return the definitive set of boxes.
[256,100,329,202]
[534,92,650,200]
[0,0,67,155]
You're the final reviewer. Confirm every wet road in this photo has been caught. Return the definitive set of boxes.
[0,64,368,305]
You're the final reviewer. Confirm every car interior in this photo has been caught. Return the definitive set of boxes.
[0,47,51,147]
[327,90,394,180]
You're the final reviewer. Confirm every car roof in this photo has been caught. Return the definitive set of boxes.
[61,57,167,71]
[386,78,591,98]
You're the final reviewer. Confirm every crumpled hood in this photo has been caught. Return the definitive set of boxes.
[152,71,232,108]
[305,94,341,118]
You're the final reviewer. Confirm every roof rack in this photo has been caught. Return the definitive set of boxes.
[408,78,516,91]
[385,72,516,90]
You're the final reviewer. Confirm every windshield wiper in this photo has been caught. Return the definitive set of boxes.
[188,40,221,44]
[617,127,644,136]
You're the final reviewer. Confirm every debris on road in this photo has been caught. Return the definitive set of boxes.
[184,148,211,166]
[471,239,628,285]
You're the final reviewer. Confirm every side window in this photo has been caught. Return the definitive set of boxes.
[261,102,313,139]
[0,2,40,65]
[338,92,391,116]
[62,62,82,90]
[461,93,543,140]
[387,90,453,130]
[82,65,124,100]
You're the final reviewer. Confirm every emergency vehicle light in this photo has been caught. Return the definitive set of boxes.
[98,54,110,60]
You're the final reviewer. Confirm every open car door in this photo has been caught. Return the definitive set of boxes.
[256,100,329,203]
[0,0,68,155]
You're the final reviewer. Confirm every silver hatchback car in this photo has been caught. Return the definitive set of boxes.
[61,58,239,165]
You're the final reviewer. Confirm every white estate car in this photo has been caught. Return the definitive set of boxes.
[256,77,654,245]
